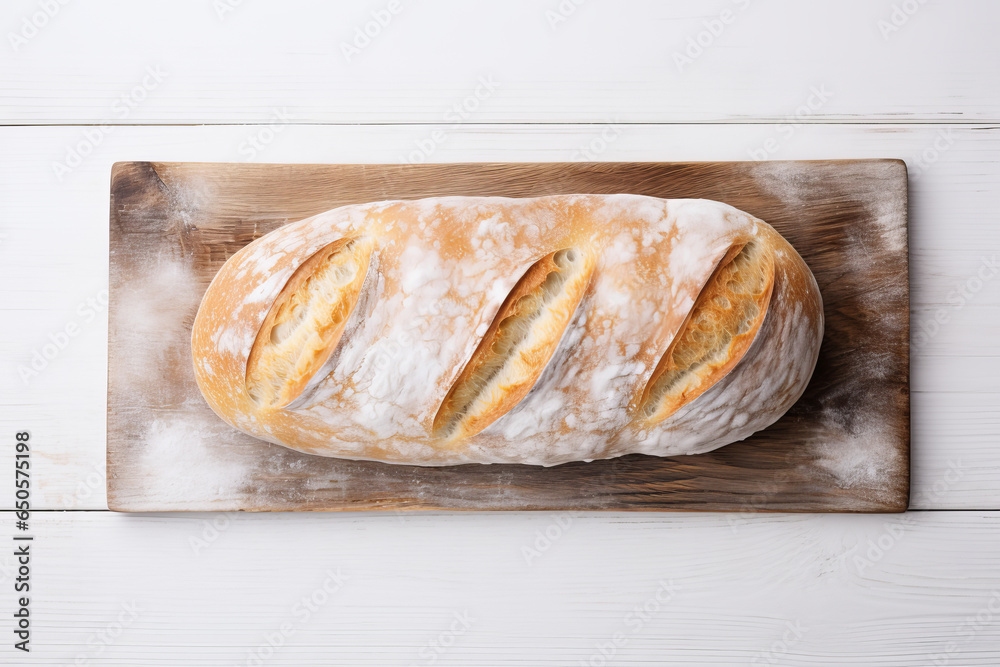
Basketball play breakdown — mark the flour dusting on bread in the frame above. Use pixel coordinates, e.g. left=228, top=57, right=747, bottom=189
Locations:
left=434, top=247, right=594, bottom=441
left=641, top=239, right=774, bottom=423
left=191, top=195, right=824, bottom=466
left=246, top=236, right=373, bottom=408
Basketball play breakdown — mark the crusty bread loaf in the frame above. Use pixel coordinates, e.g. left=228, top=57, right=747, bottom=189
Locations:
left=191, top=195, right=823, bottom=466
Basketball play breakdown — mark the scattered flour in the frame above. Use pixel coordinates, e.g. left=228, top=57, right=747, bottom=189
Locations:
left=140, top=409, right=252, bottom=505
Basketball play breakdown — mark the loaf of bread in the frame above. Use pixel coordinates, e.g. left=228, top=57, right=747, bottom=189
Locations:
left=191, top=195, right=823, bottom=466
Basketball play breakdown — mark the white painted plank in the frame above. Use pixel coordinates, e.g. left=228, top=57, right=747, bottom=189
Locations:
left=0, top=511, right=998, bottom=665
left=1, top=123, right=998, bottom=510
left=1, top=0, right=999, bottom=124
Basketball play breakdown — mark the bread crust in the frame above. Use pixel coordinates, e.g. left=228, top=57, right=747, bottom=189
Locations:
left=639, top=239, right=775, bottom=423
left=245, top=235, right=373, bottom=409
left=191, top=195, right=824, bottom=466
left=432, top=247, right=595, bottom=442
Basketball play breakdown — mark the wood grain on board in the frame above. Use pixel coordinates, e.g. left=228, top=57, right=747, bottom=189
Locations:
left=107, top=161, right=909, bottom=512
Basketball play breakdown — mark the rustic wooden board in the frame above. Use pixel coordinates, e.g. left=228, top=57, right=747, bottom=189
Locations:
left=107, top=160, right=909, bottom=512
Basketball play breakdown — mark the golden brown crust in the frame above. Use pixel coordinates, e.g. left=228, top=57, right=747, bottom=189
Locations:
left=245, top=235, right=373, bottom=409
left=639, top=239, right=775, bottom=422
left=432, top=247, right=594, bottom=442
left=190, top=195, right=824, bottom=466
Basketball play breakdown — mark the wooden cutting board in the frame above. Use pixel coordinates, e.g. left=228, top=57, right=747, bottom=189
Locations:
left=107, top=160, right=909, bottom=512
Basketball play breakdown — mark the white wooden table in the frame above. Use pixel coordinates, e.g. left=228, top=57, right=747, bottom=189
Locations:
left=2, top=1, right=999, bottom=664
